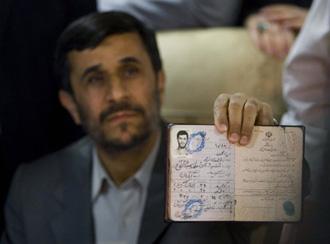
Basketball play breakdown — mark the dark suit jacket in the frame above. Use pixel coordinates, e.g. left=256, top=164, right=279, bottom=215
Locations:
left=1, top=126, right=253, bottom=244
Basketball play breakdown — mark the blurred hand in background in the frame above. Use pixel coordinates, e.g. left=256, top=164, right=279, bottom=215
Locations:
left=245, top=4, right=308, bottom=60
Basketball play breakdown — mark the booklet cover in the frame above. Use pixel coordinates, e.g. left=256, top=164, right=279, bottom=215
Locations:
left=166, top=124, right=304, bottom=222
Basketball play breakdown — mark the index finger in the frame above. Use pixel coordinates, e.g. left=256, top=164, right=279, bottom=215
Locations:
left=227, top=93, right=247, bottom=143
left=214, top=93, right=230, bottom=134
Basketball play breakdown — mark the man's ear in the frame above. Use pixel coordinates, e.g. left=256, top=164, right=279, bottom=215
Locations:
left=157, top=70, right=166, bottom=104
left=58, top=90, right=81, bottom=125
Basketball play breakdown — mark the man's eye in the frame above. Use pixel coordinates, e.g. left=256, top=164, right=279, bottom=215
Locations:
left=86, top=75, right=104, bottom=84
left=123, top=66, right=139, bottom=78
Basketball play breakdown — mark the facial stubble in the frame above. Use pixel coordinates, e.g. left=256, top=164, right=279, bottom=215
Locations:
left=75, top=85, right=161, bottom=153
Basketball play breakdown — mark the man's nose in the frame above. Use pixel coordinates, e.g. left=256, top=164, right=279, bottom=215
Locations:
left=105, top=77, right=128, bottom=102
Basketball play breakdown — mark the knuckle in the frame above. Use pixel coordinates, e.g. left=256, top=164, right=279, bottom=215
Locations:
left=248, top=97, right=259, bottom=104
left=229, top=101, right=242, bottom=111
left=232, top=92, right=246, bottom=99
left=217, top=93, right=230, bottom=101
left=244, top=102, right=258, bottom=113
left=214, top=93, right=229, bottom=106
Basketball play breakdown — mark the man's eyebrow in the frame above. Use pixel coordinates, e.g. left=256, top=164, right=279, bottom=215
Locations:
left=120, top=56, right=141, bottom=65
left=80, top=64, right=102, bottom=81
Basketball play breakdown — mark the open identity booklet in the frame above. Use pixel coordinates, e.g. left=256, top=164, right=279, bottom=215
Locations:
left=166, top=124, right=304, bottom=222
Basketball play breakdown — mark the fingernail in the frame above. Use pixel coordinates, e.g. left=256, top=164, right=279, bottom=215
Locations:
left=240, top=136, right=249, bottom=145
left=219, top=124, right=227, bottom=133
left=229, top=133, right=239, bottom=143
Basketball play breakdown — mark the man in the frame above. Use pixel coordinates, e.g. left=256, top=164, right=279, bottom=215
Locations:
left=97, top=0, right=240, bottom=29
left=176, top=130, right=189, bottom=155
left=2, top=12, right=274, bottom=244
left=0, top=0, right=241, bottom=232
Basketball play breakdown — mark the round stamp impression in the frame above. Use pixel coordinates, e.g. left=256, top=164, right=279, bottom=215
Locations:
left=186, top=131, right=206, bottom=154
left=182, top=199, right=204, bottom=219
left=283, top=200, right=295, bottom=216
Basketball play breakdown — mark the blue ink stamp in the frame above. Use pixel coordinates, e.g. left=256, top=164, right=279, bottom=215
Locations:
left=186, top=131, right=206, bottom=154
left=283, top=200, right=295, bottom=216
left=182, top=199, right=204, bottom=219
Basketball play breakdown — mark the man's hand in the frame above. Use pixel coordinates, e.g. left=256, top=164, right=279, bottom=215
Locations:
left=214, top=93, right=273, bottom=145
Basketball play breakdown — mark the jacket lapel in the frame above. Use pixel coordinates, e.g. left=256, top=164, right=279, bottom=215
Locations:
left=50, top=138, right=95, bottom=244
left=138, top=125, right=170, bottom=243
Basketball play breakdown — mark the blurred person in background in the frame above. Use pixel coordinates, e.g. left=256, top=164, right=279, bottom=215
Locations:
left=243, top=0, right=312, bottom=59
left=279, top=0, right=330, bottom=243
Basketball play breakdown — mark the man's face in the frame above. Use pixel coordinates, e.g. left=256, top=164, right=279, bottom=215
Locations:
left=60, top=33, right=165, bottom=151
left=177, top=134, right=188, bottom=149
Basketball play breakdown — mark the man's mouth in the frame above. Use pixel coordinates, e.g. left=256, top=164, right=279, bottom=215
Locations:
left=100, top=102, right=145, bottom=124
left=105, top=110, right=140, bottom=124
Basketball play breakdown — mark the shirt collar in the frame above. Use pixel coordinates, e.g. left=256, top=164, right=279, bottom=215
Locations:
left=91, top=134, right=161, bottom=201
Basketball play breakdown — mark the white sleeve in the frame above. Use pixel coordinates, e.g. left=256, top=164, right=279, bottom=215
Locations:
left=281, top=0, right=330, bottom=197
left=282, top=0, right=330, bottom=128
left=97, top=0, right=242, bottom=30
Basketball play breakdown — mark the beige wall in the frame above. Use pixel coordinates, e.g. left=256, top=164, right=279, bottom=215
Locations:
left=158, top=28, right=286, bottom=124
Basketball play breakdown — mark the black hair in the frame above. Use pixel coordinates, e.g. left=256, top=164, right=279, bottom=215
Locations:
left=54, top=11, right=162, bottom=92
left=177, top=130, right=188, bottom=139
